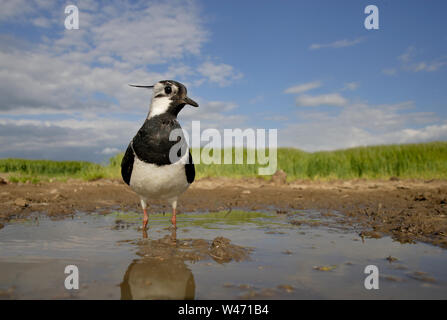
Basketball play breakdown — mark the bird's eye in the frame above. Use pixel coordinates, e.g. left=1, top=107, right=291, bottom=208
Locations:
left=164, top=86, right=172, bottom=94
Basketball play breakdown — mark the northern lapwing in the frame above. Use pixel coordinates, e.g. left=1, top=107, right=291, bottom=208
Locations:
left=121, top=80, right=198, bottom=231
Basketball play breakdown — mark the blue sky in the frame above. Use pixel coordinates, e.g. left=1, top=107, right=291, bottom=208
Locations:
left=0, top=0, right=446, bottom=162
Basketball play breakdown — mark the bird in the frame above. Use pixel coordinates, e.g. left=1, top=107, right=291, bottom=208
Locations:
left=121, top=80, right=198, bottom=232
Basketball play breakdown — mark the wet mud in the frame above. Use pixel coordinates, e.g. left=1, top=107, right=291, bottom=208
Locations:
left=0, top=177, right=446, bottom=248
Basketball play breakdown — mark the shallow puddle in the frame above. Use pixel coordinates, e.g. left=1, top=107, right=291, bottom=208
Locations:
left=0, top=210, right=446, bottom=299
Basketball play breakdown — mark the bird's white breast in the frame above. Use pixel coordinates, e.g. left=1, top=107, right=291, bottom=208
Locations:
left=129, top=154, right=190, bottom=201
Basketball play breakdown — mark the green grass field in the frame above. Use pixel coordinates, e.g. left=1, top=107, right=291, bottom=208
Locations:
left=1, top=141, right=446, bottom=183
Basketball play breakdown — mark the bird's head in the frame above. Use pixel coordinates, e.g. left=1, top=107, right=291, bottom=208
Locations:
left=129, top=80, right=198, bottom=118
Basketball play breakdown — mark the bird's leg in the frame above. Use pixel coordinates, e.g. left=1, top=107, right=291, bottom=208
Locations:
left=171, top=200, right=177, bottom=228
left=143, top=208, right=148, bottom=229
left=141, top=199, right=148, bottom=231
left=171, top=207, right=176, bottom=227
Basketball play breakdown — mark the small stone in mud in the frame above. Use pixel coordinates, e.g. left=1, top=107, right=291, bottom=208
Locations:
left=239, top=284, right=251, bottom=289
left=359, top=230, right=382, bottom=239
left=386, top=255, right=398, bottom=263
left=241, top=190, right=251, bottom=194
left=211, top=237, right=230, bottom=248
left=209, top=237, right=251, bottom=263
left=313, top=265, right=337, bottom=271
left=14, top=198, right=28, bottom=207
left=239, top=288, right=277, bottom=299
left=0, top=223, right=4, bottom=229
left=272, top=169, right=287, bottom=185
left=0, top=177, right=7, bottom=185
left=381, top=275, right=405, bottom=282
left=265, top=230, right=287, bottom=235
left=52, top=193, right=67, bottom=201
left=389, top=176, right=399, bottom=181
left=277, top=284, right=295, bottom=293
left=414, top=193, right=428, bottom=201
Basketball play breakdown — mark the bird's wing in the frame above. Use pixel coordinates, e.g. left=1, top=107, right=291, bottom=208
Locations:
left=185, top=151, right=195, bottom=184
left=121, top=144, right=135, bottom=185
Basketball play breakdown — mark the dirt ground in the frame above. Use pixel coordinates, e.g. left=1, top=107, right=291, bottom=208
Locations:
left=0, top=175, right=446, bottom=249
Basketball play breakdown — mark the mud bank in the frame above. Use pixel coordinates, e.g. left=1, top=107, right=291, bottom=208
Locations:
left=0, top=177, right=446, bottom=248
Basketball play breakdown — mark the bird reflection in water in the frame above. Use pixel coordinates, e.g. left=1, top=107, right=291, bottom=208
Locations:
left=120, top=229, right=195, bottom=300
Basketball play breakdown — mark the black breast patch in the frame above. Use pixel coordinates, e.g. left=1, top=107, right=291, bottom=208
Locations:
left=132, top=114, right=188, bottom=166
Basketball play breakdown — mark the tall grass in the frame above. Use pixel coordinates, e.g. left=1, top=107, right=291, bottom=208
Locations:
left=1, top=142, right=446, bottom=181
left=191, top=142, right=447, bottom=179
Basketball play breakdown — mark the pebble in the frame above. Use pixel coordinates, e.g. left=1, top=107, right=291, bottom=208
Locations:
left=14, top=198, right=28, bottom=207
left=386, top=255, right=398, bottom=263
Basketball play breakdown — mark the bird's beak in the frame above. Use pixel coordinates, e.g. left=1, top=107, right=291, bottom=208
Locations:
left=183, top=96, right=199, bottom=107
left=128, top=84, right=154, bottom=89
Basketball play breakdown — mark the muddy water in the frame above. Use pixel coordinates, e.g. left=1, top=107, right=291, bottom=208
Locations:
left=0, top=210, right=446, bottom=299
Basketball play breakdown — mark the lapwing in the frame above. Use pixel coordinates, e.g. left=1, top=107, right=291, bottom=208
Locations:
left=121, top=80, right=198, bottom=231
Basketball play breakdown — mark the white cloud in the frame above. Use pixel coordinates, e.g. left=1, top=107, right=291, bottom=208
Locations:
left=398, top=46, right=416, bottom=63
left=385, top=46, right=447, bottom=75
left=382, top=68, right=397, bottom=76
left=0, top=96, right=246, bottom=161
left=0, top=0, right=35, bottom=22
left=31, top=17, right=52, bottom=28
left=406, top=60, right=447, bottom=72
left=87, top=2, right=208, bottom=65
left=295, top=93, right=348, bottom=107
left=342, top=82, right=359, bottom=91
left=0, top=1, right=213, bottom=115
left=100, top=147, right=121, bottom=155
left=309, top=38, right=363, bottom=50
left=182, top=99, right=243, bottom=128
left=197, top=62, right=243, bottom=87
left=284, top=81, right=321, bottom=94
left=0, top=116, right=139, bottom=161
left=280, top=100, right=445, bottom=151
left=0, top=1, right=246, bottom=161
left=249, top=95, right=264, bottom=104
